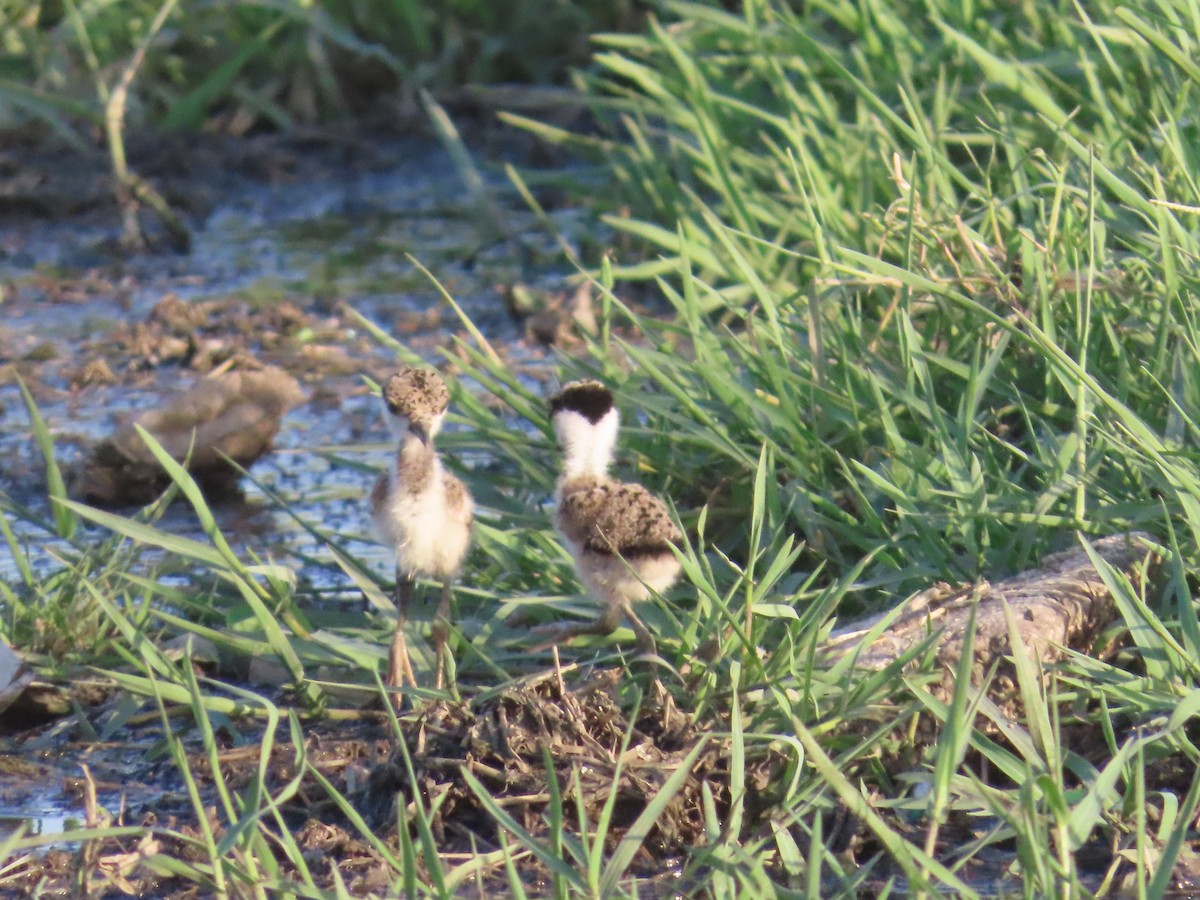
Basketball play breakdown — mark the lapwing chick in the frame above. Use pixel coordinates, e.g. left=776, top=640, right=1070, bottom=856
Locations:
left=541, top=380, right=682, bottom=655
left=370, top=368, right=473, bottom=693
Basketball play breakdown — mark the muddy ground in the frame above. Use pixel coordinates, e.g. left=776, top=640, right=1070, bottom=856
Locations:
left=6, top=660, right=1198, bottom=898
left=0, top=666, right=729, bottom=897
left=0, top=122, right=620, bottom=889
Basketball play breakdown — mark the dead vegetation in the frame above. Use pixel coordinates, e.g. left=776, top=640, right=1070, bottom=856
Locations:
left=0, top=665, right=737, bottom=896
left=363, top=667, right=718, bottom=858
left=0, top=531, right=1182, bottom=897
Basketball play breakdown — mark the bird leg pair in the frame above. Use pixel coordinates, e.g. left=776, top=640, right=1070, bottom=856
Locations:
left=532, top=601, right=656, bottom=656
left=386, top=574, right=453, bottom=696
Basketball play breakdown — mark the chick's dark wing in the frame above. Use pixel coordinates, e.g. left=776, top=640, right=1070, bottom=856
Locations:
left=560, top=482, right=681, bottom=558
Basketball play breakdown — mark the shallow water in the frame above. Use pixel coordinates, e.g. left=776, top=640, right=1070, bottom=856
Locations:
left=0, top=134, right=577, bottom=588
left=0, top=764, right=89, bottom=846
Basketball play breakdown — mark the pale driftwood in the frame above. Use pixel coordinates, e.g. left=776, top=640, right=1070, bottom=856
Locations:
left=825, top=532, right=1158, bottom=709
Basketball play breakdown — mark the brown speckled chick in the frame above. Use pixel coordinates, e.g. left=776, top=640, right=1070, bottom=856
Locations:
left=539, top=379, right=682, bottom=655
left=370, top=367, right=473, bottom=694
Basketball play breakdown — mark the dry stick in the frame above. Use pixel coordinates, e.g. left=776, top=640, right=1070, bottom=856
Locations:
left=104, top=0, right=190, bottom=250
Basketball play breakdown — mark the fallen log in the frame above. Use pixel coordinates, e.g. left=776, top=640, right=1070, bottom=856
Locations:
left=825, top=532, right=1159, bottom=711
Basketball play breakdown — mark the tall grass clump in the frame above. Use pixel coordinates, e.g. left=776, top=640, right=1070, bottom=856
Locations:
left=510, top=0, right=1200, bottom=586
left=496, top=0, right=1200, bottom=892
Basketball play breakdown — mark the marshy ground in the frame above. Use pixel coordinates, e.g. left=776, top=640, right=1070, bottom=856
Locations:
left=0, top=667, right=713, bottom=896
left=6, top=1, right=1200, bottom=896
left=0, top=125, right=732, bottom=898
left=1, top=126, right=1199, bottom=893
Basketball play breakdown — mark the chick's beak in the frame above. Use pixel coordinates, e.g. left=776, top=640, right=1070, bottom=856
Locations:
left=409, top=420, right=432, bottom=445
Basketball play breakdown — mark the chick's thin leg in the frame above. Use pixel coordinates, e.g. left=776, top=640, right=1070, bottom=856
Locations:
left=531, top=602, right=625, bottom=652
left=622, top=601, right=657, bottom=657
left=387, top=574, right=418, bottom=690
left=431, top=578, right=453, bottom=690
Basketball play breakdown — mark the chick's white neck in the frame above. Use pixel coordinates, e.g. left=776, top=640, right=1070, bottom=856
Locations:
left=555, top=407, right=619, bottom=482
left=385, top=410, right=445, bottom=444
